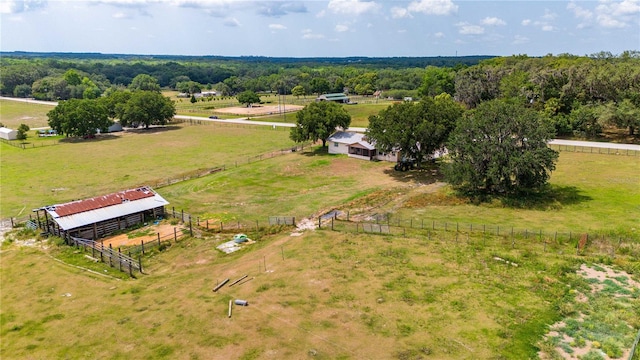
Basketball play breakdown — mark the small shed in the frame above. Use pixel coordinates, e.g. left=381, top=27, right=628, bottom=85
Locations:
left=0, top=127, right=18, bottom=140
left=34, top=186, right=169, bottom=240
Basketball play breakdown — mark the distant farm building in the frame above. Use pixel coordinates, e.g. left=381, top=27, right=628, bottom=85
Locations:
left=34, top=186, right=169, bottom=240
left=316, top=93, right=350, bottom=103
left=327, top=131, right=399, bottom=162
left=0, top=127, right=18, bottom=140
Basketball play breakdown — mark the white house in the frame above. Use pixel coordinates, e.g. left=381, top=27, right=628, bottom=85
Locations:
left=0, top=127, right=18, bottom=140
left=327, top=131, right=400, bottom=162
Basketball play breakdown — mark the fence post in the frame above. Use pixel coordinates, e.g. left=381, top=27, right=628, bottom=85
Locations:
left=138, top=255, right=143, bottom=274
left=141, top=240, right=145, bottom=255
left=118, top=248, right=122, bottom=271
left=221, top=222, right=224, bottom=231
left=318, top=217, right=321, bottom=229
left=158, top=234, right=161, bottom=248
left=181, top=210, right=184, bottom=222
left=256, top=220, right=259, bottom=231
left=174, top=227, right=177, bottom=242
left=331, top=217, right=334, bottom=231
left=190, top=218, right=193, bottom=237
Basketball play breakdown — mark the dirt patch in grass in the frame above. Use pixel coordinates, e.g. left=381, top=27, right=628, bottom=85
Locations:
left=100, top=224, right=183, bottom=248
left=215, top=105, right=304, bottom=116
left=539, top=263, right=640, bottom=360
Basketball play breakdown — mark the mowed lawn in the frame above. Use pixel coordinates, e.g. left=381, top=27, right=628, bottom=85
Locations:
left=0, top=123, right=297, bottom=217
left=0, top=99, right=54, bottom=129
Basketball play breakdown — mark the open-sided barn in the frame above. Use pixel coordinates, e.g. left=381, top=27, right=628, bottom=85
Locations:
left=34, top=186, right=169, bottom=240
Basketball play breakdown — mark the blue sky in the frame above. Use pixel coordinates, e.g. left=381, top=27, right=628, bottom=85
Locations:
left=1, top=0, right=639, bottom=57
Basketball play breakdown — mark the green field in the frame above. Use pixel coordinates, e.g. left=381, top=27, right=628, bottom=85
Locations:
left=0, top=99, right=54, bottom=129
left=0, top=123, right=296, bottom=217
left=1, top=100, right=639, bottom=359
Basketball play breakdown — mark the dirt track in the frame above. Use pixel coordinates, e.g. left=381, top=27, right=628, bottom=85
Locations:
left=215, top=104, right=303, bottom=116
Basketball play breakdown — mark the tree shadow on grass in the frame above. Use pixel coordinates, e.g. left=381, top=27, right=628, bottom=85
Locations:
left=124, top=125, right=181, bottom=134
left=382, top=163, right=444, bottom=185
left=497, top=185, right=592, bottom=210
left=59, top=134, right=120, bottom=144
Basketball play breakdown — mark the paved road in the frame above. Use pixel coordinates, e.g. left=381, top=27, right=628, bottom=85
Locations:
left=3, top=96, right=638, bottom=151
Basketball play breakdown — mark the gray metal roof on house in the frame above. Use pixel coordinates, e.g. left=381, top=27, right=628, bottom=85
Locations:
left=327, top=131, right=376, bottom=150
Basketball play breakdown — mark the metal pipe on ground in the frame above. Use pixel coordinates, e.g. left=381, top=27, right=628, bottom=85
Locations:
left=213, top=278, right=230, bottom=292
left=228, top=275, right=248, bottom=287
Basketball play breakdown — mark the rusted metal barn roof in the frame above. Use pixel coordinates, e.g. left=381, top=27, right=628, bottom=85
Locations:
left=40, top=186, right=169, bottom=231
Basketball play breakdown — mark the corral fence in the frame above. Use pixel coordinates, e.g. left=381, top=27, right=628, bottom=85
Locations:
left=67, top=235, right=142, bottom=276
left=190, top=216, right=296, bottom=232
left=0, top=137, right=60, bottom=150
left=317, top=212, right=639, bottom=259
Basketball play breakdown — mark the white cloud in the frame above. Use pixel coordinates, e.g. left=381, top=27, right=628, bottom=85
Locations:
left=481, top=16, right=506, bottom=26
left=335, top=24, right=349, bottom=32
left=269, top=23, right=287, bottom=30
left=521, top=19, right=531, bottom=26
left=512, top=35, right=529, bottom=45
left=407, top=0, right=458, bottom=15
left=223, top=17, right=241, bottom=27
left=398, top=29, right=407, bottom=33
left=542, top=9, right=557, bottom=20
left=113, top=11, right=131, bottom=19
left=567, top=2, right=593, bottom=20
left=434, top=31, right=445, bottom=38
left=327, top=0, right=380, bottom=15
left=596, top=14, right=627, bottom=27
left=541, top=24, right=554, bottom=31
left=302, top=29, right=325, bottom=39
left=0, top=0, right=47, bottom=14
left=595, top=0, right=640, bottom=27
left=391, top=6, right=411, bottom=19
left=456, top=22, right=484, bottom=35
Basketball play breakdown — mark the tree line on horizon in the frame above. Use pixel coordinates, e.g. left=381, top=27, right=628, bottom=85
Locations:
left=1, top=50, right=639, bottom=137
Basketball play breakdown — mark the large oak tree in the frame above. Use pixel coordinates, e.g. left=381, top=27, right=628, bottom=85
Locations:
left=366, top=94, right=463, bottom=167
left=47, top=99, right=112, bottom=137
left=290, top=101, right=351, bottom=147
left=119, top=91, right=176, bottom=129
left=444, top=99, right=559, bottom=195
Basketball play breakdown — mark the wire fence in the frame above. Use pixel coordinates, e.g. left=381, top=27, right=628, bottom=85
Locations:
left=317, top=213, right=640, bottom=259
left=549, top=143, right=640, bottom=156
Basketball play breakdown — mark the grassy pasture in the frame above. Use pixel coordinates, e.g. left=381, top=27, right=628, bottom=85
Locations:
left=2, top=99, right=639, bottom=359
left=0, top=123, right=296, bottom=217
left=0, top=99, right=53, bottom=128
left=2, top=221, right=637, bottom=359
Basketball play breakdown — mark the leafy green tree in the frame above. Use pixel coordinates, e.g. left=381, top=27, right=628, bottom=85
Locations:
left=569, top=104, right=602, bottom=138
left=236, top=90, right=260, bottom=107
left=445, top=99, right=559, bottom=195
left=366, top=94, right=463, bottom=167
left=419, top=66, right=456, bottom=97
left=99, top=88, right=131, bottom=120
left=310, top=78, right=331, bottom=95
left=47, top=99, right=112, bottom=137
left=290, top=101, right=351, bottom=147
left=63, top=69, right=82, bottom=86
left=292, top=85, right=306, bottom=98
left=119, top=91, right=176, bottom=129
left=16, top=124, right=30, bottom=141
left=599, top=99, right=640, bottom=135
left=129, top=74, right=161, bottom=92
left=13, top=84, right=32, bottom=98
